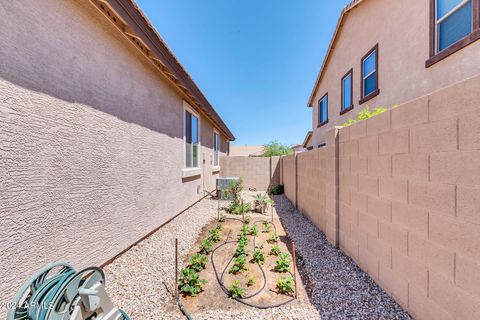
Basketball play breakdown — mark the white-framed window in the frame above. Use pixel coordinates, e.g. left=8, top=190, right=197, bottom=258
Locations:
left=213, top=130, right=219, bottom=167
left=436, top=0, right=473, bottom=52
left=318, top=93, right=328, bottom=125
left=184, top=103, right=200, bottom=169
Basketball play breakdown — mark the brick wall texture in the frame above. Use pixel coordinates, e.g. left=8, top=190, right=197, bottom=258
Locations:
left=220, top=156, right=280, bottom=191
left=282, top=74, right=480, bottom=319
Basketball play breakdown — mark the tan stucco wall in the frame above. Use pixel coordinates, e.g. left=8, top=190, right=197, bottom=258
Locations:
left=229, top=145, right=264, bottom=157
left=311, top=0, right=480, bottom=146
left=219, top=156, right=280, bottom=191
left=0, top=0, right=228, bottom=311
left=286, top=74, right=480, bottom=319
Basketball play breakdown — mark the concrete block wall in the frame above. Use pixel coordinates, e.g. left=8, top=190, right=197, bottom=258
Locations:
left=219, top=156, right=280, bottom=191
left=282, top=155, right=296, bottom=205
left=282, top=74, right=480, bottom=319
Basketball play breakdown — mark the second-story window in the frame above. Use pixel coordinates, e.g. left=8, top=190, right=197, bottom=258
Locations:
left=341, top=69, right=353, bottom=114
left=361, top=44, right=379, bottom=103
left=436, top=0, right=473, bottom=52
left=318, top=93, right=328, bottom=126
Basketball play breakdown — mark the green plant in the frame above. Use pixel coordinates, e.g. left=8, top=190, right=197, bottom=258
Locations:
left=229, top=255, right=247, bottom=274
left=218, top=214, right=226, bottom=223
left=269, top=232, right=279, bottom=243
left=276, top=275, right=295, bottom=295
left=179, top=267, right=207, bottom=297
left=208, top=228, right=221, bottom=243
left=252, top=249, right=265, bottom=265
left=189, top=253, right=208, bottom=272
left=223, top=179, right=243, bottom=202
left=274, top=253, right=291, bottom=273
left=249, top=225, right=259, bottom=236
left=229, top=280, right=244, bottom=299
left=253, top=193, right=275, bottom=213
left=342, top=106, right=388, bottom=127
left=199, top=238, right=213, bottom=254
left=261, top=141, right=293, bottom=157
left=240, top=224, right=249, bottom=236
left=269, top=184, right=284, bottom=195
left=228, top=201, right=251, bottom=215
left=234, top=243, right=247, bottom=257
left=247, top=275, right=255, bottom=287
left=245, top=215, right=251, bottom=224
left=262, top=220, right=271, bottom=233
left=270, top=245, right=282, bottom=256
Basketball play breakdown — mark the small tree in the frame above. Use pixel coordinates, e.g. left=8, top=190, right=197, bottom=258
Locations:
left=261, top=141, right=293, bottom=157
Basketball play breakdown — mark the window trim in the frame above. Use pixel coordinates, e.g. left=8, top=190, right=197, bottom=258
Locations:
left=360, top=44, right=380, bottom=105
left=427, top=0, right=480, bottom=68
left=183, top=101, right=201, bottom=170
left=317, top=93, right=329, bottom=128
left=340, top=69, right=354, bottom=115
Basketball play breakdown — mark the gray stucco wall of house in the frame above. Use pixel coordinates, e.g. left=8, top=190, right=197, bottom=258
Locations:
left=0, top=0, right=227, bottom=311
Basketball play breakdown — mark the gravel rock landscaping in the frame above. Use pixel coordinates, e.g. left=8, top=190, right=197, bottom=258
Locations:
left=103, top=194, right=412, bottom=319
left=273, top=195, right=412, bottom=320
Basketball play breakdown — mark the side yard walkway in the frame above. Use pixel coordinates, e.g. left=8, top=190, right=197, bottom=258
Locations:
left=274, top=195, right=412, bottom=320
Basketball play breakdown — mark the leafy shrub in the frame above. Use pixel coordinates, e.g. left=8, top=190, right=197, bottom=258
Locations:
left=229, top=280, right=244, bottom=298
left=249, top=225, right=259, bottom=236
left=228, top=201, right=251, bottom=215
left=261, top=141, right=293, bottom=157
left=269, top=184, right=284, bottom=195
left=274, top=253, right=291, bottom=273
left=229, top=255, right=247, bottom=274
left=199, top=238, right=213, bottom=254
left=223, top=179, right=243, bottom=202
left=277, top=275, right=295, bottom=295
left=179, top=267, right=207, bottom=297
left=247, top=275, right=255, bottom=287
left=270, top=245, right=282, bottom=256
left=252, top=249, right=265, bottom=264
left=262, top=220, right=271, bottom=233
left=342, top=106, right=388, bottom=127
left=189, top=253, right=207, bottom=272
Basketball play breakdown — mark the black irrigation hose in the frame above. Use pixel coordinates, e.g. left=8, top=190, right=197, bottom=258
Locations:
left=210, top=217, right=296, bottom=309
left=177, top=293, right=193, bottom=320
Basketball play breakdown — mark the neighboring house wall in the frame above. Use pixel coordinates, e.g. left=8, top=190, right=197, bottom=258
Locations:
left=284, top=74, right=480, bottom=319
left=229, top=145, right=264, bottom=157
left=310, top=0, right=480, bottom=146
left=0, top=0, right=230, bottom=310
left=219, top=156, right=280, bottom=191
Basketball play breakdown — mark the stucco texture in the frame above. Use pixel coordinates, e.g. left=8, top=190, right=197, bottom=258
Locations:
left=0, top=0, right=227, bottom=313
left=311, top=0, right=480, bottom=146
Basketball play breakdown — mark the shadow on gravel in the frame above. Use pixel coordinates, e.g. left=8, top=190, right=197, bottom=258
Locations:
left=273, top=195, right=413, bottom=320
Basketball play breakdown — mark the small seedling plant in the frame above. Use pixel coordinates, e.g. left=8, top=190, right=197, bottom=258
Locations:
left=229, top=255, right=247, bottom=274
left=274, top=253, right=291, bottom=273
left=270, top=245, right=282, bottom=256
left=277, top=275, right=295, bottom=295
left=189, top=253, right=207, bottom=272
left=179, top=267, right=207, bottom=297
left=249, top=225, right=259, bottom=236
left=218, top=214, right=226, bottom=223
left=269, top=232, right=279, bottom=243
left=229, top=280, right=244, bottom=299
left=208, top=228, right=221, bottom=243
left=199, top=238, right=213, bottom=254
left=262, top=220, right=271, bottom=233
left=245, top=215, right=251, bottom=224
left=252, top=249, right=265, bottom=265
left=247, top=275, right=255, bottom=287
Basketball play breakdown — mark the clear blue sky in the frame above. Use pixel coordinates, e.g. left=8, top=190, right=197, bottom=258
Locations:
left=136, top=0, right=351, bottom=146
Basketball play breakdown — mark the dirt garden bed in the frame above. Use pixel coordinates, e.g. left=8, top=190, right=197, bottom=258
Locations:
left=178, top=192, right=308, bottom=315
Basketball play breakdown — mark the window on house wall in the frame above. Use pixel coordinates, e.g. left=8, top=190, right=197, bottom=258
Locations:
left=341, top=70, right=353, bottom=114
left=427, top=0, right=480, bottom=67
left=213, top=131, right=219, bottom=166
left=318, top=93, right=328, bottom=126
left=185, top=109, right=199, bottom=168
left=360, top=44, right=379, bottom=104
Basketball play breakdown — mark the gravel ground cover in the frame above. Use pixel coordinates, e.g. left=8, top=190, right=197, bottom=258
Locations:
left=273, top=195, right=413, bottom=320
